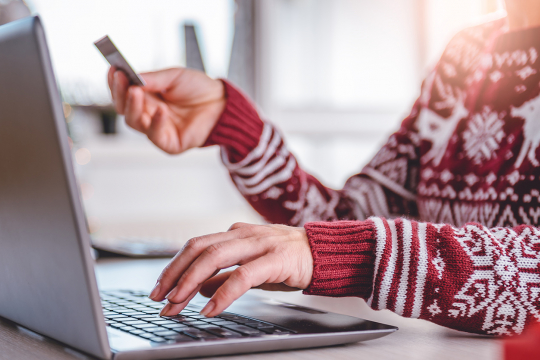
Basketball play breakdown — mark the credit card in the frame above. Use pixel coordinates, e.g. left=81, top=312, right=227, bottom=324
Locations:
left=94, top=35, right=146, bottom=86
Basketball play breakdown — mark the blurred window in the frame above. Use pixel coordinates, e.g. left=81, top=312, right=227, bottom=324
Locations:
left=259, top=0, right=503, bottom=133
left=28, top=0, right=235, bottom=105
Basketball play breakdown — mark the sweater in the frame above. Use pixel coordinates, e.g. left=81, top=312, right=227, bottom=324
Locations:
left=204, top=17, right=540, bottom=336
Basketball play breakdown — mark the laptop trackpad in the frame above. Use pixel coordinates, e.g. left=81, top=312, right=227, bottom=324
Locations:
left=189, top=293, right=394, bottom=334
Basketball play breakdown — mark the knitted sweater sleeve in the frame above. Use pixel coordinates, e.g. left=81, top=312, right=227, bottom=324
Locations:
left=204, top=80, right=423, bottom=225
left=303, top=218, right=540, bottom=336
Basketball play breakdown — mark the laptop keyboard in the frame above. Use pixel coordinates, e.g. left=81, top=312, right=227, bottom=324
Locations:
left=101, top=290, right=294, bottom=344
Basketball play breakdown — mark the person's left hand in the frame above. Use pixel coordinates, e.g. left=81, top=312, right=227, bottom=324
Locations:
left=148, top=223, right=314, bottom=317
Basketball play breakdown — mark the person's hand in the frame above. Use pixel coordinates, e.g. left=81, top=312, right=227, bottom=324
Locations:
left=148, top=223, right=314, bottom=317
left=108, top=67, right=226, bottom=154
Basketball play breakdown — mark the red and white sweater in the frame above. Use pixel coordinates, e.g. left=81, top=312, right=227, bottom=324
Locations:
left=204, top=18, right=540, bottom=336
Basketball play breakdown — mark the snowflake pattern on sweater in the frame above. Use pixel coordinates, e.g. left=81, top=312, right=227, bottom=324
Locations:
left=204, top=17, right=540, bottom=335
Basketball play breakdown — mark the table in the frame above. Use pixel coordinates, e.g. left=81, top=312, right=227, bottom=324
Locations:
left=0, top=258, right=502, bottom=360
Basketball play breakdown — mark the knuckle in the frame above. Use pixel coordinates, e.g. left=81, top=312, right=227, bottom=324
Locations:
left=205, top=242, right=224, bottom=257
left=185, top=237, right=205, bottom=252
left=234, top=266, right=252, bottom=284
left=228, top=222, right=243, bottom=231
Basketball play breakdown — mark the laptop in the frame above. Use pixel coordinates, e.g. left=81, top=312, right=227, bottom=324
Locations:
left=0, top=16, right=397, bottom=359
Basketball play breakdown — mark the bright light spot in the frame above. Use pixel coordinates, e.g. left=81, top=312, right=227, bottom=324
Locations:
left=75, top=148, right=91, bottom=165
left=80, top=183, right=94, bottom=201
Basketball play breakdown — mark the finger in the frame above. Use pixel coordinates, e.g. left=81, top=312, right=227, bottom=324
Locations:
left=201, top=254, right=281, bottom=317
left=113, top=71, right=130, bottom=114
left=200, top=271, right=297, bottom=297
left=107, top=67, right=116, bottom=99
left=199, top=271, right=298, bottom=298
left=160, top=284, right=201, bottom=317
left=200, top=271, right=233, bottom=298
left=124, top=87, right=145, bottom=132
left=149, top=228, right=255, bottom=301
left=140, top=68, right=184, bottom=93
left=165, top=237, right=266, bottom=304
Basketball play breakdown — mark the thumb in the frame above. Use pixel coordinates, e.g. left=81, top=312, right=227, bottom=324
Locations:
left=140, top=68, right=184, bottom=94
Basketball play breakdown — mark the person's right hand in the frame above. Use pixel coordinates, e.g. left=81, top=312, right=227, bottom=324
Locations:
left=108, top=67, right=226, bottom=154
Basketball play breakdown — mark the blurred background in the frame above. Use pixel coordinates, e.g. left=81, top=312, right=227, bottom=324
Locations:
left=1, top=0, right=504, bottom=247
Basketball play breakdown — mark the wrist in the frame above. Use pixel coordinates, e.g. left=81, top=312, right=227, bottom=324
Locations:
left=203, top=80, right=265, bottom=163
left=303, top=220, right=377, bottom=299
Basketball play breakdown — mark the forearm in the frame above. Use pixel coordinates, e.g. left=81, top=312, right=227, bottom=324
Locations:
left=205, top=81, right=418, bottom=225
left=304, top=218, right=540, bottom=335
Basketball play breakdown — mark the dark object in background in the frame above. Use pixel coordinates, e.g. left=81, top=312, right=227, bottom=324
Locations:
left=100, top=109, right=116, bottom=134
left=227, top=0, right=256, bottom=100
left=184, top=23, right=205, bottom=72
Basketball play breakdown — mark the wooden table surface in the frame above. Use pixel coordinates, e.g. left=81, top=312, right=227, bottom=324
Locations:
left=0, top=258, right=503, bottom=360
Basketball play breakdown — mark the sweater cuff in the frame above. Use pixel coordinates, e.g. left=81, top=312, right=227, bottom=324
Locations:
left=203, top=80, right=265, bottom=164
left=303, top=220, right=377, bottom=299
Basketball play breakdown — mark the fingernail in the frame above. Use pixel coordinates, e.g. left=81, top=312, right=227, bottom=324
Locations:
left=149, top=282, right=161, bottom=300
left=165, top=287, right=178, bottom=301
left=159, top=303, right=171, bottom=317
left=200, top=300, right=215, bottom=317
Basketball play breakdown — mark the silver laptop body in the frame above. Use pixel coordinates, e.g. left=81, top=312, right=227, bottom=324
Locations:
left=0, top=16, right=396, bottom=359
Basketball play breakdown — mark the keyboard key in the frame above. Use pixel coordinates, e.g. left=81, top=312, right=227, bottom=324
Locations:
left=129, top=329, right=146, bottom=335
left=139, top=333, right=155, bottom=339
left=114, top=309, right=135, bottom=314
left=188, top=314, right=208, bottom=319
left=133, top=323, right=160, bottom=329
left=163, top=324, right=190, bottom=331
left=153, top=330, right=178, bottom=337
left=210, top=320, right=238, bottom=326
left=137, top=315, right=160, bottom=319
left=180, top=310, right=198, bottom=315
left=183, top=321, right=208, bottom=326
left=106, top=315, right=129, bottom=320
left=166, top=316, right=191, bottom=322
left=142, top=310, right=161, bottom=314
left=165, top=334, right=195, bottom=342
left=122, top=311, right=146, bottom=316
left=119, top=326, right=136, bottom=331
left=198, top=326, right=243, bottom=338
left=239, top=321, right=262, bottom=327
left=141, top=326, right=163, bottom=332
left=151, top=320, right=176, bottom=325
left=122, top=320, right=147, bottom=326
left=202, top=318, right=228, bottom=323
left=217, top=314, right=244, bottom=321
left=222, top=325, right=264, bottom=336
left=251, top=323, right=275, bottom=329
left=149, top=337, right=167, bottom=343
left=182, top=329, right=219, bottom=340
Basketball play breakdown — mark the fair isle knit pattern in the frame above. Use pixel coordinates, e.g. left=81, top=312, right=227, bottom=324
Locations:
left=204, top=18, right=540, bottom=335
left=304, top=219, right=540, bottom=336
